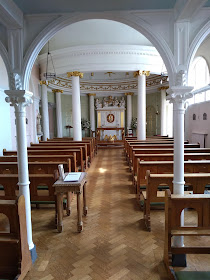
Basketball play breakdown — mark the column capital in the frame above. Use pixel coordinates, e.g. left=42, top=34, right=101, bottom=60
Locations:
left=40, top=80, right=48, bottom=86
left=87, top=93, right=96, bottom=97
left=133, top=70, right=150, bottom=77
left=158, top=86, right=169, bottom=91
left=52, top=89, right=63, bottom=94
left=5, top=90, right=33, bottom=109
left=67, top=71, right=83, bottom=78
left=124, top=92, right=134, bottom=96
left=167, top=86, right=193, bottom=103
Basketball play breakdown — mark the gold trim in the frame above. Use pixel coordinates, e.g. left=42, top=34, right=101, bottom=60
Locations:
left=40, top=80, right=48, bottom=86
left=124, top=92, right=134, bottom=96
left=133, top=70, right=150, bottom=77
left=158, top=86, right=169, bottom=91
left=87, top=93, right=96, bottom=96
left=67, top=71, right=83, bottom=78
left=52, top=89, right=63, bottom=93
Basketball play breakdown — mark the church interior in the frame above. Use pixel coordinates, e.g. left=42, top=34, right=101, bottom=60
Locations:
left=0, top=0, right=210, bottom=279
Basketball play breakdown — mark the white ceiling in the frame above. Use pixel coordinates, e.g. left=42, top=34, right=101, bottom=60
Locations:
left=40, top=20, right=152, bottom=55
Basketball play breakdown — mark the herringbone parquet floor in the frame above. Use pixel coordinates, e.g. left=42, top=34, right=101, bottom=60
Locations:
left=17, top=149, right=210, bottom=279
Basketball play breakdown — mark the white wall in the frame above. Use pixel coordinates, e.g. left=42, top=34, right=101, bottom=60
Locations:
left=185, top=101, right=210, bottom=148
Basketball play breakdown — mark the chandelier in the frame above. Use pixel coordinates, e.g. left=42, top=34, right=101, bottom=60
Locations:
left=43, top=42, right=56, bottom=80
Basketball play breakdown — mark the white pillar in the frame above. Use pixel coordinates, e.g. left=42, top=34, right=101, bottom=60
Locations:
left=160, top=87, right=167, bottom=136
left=67, top=72, right=83, bottom=141
left=125, top=92, right=133, bottom=132
left=41, top=82, right=50, bottom=141
left=134, top=71, right=150, bottom=140
left=88, top=93, right=96, bottom=133
left=54, top=89, right=63, bottom=138
left=168, top=85, right=193, bottom=247
left=5, top=90, right=35, bottom=252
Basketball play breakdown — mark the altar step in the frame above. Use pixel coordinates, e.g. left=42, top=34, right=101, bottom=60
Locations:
left=97, top=141, right=124, bottom=149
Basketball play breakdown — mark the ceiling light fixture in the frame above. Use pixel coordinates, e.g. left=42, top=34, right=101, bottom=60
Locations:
left=43, top=41, right=57, bottom=80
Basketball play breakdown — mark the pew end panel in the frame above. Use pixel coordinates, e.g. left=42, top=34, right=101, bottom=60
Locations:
left=0, top=196, right=32, bottom=279
left=164, top=190, right=210, bottom=279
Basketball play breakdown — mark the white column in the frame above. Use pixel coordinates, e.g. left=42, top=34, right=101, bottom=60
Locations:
left=125, top=92, right=133, bottom=131
left=160, top=87, right=167, bottom=136
left=168, top=85, right=193, bottom=247
left=5, top=90, right=35, bottom=251
left=88, top=93, right=96, bottom=133
left=67, top=72, right=83, bottom=141
left=134, top=71, right=150, bottom=140
left=54, top=89, right=63, bottom=138
left=41, top=82, right=50, bottom=141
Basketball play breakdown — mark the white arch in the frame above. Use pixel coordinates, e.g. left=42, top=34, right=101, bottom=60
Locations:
left=187, top=19, right=210, bottom=77
left=22, top=12, right=176, bottom=89
left=0, top=41, right=11, bottom=83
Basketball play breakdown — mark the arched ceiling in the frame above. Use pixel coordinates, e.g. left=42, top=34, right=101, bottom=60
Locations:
left=40, top=20, right=152, bottom=55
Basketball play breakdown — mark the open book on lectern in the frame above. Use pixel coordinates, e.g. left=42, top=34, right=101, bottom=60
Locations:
left=63, top=172, right=82, bottom=182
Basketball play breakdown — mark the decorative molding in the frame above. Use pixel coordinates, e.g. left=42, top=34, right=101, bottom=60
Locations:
left=167, top=86, right=194, bottom=103
left=67, top=71, right=83, bottom=78
left=5, top=90, right=33, bottom=110
left=87, top=93, right=96, bottom=96
left=52, top=89, right=63, bottom=93
left=124, top=92, right=134, bottom=96
left=40, top=80, right=48, bottom=86
left=133, top=70, right=150, bottom=77
left=158, top=86, right=169, bottom=91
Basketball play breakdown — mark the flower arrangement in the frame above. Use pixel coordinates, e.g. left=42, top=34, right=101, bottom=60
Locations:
left=81, top=118, right=91, bottom=130
left=131, top=117, right=137, bottom=129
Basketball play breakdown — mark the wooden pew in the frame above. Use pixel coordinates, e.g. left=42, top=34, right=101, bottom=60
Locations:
left=135, top=159, right=210, bottom=197
left=3, top=148, right=85, bottom=171
left=0, top=196, right=32, bottom=279
left=35, top=141, right=93, bottom=164
left=0, top=174, right=57, bottom=203
left=27, top=145, right=88, bottom=169
left=49, top=137, right=96, bottom=157
left=0, top=154, right=77, bottom=172
left=132, top=153, right=210, bottom=179
left=0, top=161, right=69, bottom=174
left=164, top=190, right=210, bottom=280
left=129, top=143, right=200, bottom=164
left=143, top=170, right=210, bottom=231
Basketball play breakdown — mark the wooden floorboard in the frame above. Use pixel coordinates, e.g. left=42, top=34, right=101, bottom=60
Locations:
left=2, top=149, right=209, bottom=280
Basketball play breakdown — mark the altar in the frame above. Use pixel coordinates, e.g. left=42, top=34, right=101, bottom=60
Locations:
left=95, top=96, right=125, bottom=141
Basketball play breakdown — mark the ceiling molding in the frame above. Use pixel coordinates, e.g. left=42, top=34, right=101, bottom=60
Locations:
left=0, top=0, right=23, bottom=28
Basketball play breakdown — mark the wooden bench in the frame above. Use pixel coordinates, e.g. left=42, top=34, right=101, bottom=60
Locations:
left=129, top=144, right=200, bottom=165
left=132, top=153, right=210, bottom=179
left=143, top=170, right=210, bottom=231
left=3, top=148, right=85, bottom=171
left=0, top=154, right=77, bottom=172
left=0, top=196, right=32, bottom=279
left=0, top=161, right=69, bottom=175
left=28, top=145, right=89, bottom=169
left=164, top=190, right=210, bottom=280
left=135, top=159, right=210, bottom=198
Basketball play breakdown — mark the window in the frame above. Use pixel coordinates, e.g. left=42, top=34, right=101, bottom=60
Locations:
left=188, top=56, right=210, bottom=104
left=203, top=113, right=207, bottom=120
left=193, top=114, right=196, bottom=120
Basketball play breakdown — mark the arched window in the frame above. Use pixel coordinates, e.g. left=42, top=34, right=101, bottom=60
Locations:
left=203, top=113, right=207, bottom=120
left=188, top=56, right=210, bottom=104
left=193, top=114, right=196, bottom=120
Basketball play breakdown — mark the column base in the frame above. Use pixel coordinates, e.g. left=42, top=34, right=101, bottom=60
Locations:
left=30, top=245, right=38, bottom=263
left=172, top=254, right=187, bottom=267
